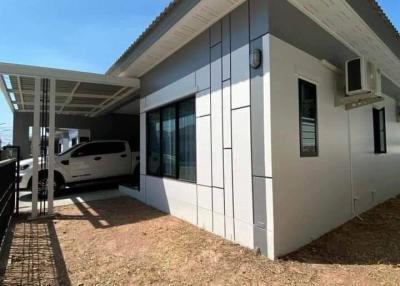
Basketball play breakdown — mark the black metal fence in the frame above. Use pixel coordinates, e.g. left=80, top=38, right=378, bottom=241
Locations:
left=0, top=147, right=20, bottom=250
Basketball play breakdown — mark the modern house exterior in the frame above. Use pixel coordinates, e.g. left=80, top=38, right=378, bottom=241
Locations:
left=2, top=0, right=400, bottom=259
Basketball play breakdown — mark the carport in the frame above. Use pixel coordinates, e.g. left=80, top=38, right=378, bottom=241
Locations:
left=0, top=62, right=140, bottom=218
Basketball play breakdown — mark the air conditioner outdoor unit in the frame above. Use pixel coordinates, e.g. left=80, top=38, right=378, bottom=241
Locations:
left=345, top=57, right=381, bottom=97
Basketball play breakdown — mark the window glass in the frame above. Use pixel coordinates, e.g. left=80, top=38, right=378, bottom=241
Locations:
left=373, top=108, right=387, bottom=154
left=178, top=98, right=196, bottom=182
left=59, top=143, right=82, bottom=156
left=72, top=142, right=125, bottom=157
left=103, top=142, right=125, bottom=154
left=299, top=79, right=318, bottom=157
left=147, top=111, right=161, bottom=175
left=161, top=106, right=177, bottom=177
left=72, top=143, right=98, bottom=157
left=80, top=137, right=90, bottom=143
left=146, top=97, right=196, bottom=182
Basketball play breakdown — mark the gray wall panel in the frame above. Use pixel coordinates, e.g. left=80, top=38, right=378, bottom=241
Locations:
left=250, top=0, right=270, bottom=40
left=141, top=30, right=210, bottom=97
left=254, top=225, right=268, bottom=256
left=250, top=38, right=265, bottom=176
left=222, top=15, right=231, bottom=81
left=253, top=176, right=267, bottom=229
left=231, top=2, right=251, bottom=109
left=231, top=2, right=250, bottom=51
left=210, top=21, right=222, bottom=47
left=211, top=43, right=224, bottom=188
left=250, top=37, right=266, bottom=177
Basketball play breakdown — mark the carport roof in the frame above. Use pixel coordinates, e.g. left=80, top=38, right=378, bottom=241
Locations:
left=0, top=62, right=140, bottom=117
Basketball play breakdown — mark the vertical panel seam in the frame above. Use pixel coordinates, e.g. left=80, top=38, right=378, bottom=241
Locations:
left=229, top=11, right=236, bottom=241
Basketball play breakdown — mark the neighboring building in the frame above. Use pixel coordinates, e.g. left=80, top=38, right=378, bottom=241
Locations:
left=2, top=0, right=400, bottom=259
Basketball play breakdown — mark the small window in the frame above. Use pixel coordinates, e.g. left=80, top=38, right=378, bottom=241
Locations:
left=299, top=79, right=318, bottom=157
left=373, top=108, right=387, bottom=154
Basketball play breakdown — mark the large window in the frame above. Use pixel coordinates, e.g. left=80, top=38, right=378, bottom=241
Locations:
left=298, top=79, right=318, bottom=157
left=373, top=108, right=387, bottom=154
left=146, top=97, right=196, bottom=182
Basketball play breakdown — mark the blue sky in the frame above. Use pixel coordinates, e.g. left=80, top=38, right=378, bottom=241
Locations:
left=0, top=0, right=170, bottom=146
left=0, top=0, right=399, bottom=146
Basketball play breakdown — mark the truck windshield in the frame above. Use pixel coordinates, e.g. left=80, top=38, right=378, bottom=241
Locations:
left=58, top=144, right=83, bottom=156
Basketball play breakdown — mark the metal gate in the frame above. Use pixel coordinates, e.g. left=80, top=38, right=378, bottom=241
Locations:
left=0, top=146, right=20, bottom=250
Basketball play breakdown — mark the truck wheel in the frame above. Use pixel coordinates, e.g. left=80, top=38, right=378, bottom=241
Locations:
left=28, top=172, right=64, bottom=193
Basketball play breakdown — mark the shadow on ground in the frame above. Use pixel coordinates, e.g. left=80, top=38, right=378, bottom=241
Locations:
left=18, top=181, right=121, bottom=202
left=284, top=196, right=400, bottom=266
left=2, top=195, right=400, bottom=285
left=0, top=215, right=71, bottom=285
left=55, top=196, right=166, bottom=229
left=0, top=197, right=166, bottom=285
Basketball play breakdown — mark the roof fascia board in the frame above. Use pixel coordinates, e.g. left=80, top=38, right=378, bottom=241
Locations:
left=0, top=62, right=140, bottom=88
left=346, top=0, right=400, bottom=60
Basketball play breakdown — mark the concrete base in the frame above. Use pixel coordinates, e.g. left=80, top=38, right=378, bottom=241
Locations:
left=119, top=185, right=145, bottom=202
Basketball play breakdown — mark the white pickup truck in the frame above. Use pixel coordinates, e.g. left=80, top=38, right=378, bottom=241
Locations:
left=19, top=140, right=139, bottom=191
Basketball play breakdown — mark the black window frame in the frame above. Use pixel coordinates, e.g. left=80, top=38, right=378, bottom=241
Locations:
left=298, top=78, right=319, bottom=158
left=146, top=97, right=196, bottom=183
left=373, top=107, right=387, bottom=154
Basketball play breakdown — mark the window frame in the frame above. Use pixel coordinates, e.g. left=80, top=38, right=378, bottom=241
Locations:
left=373, top=107, right=387, bottom=154
left=146, top=110, right=162, bottom=177
left=146, top=97, right=196, bottom=183
left=298, top=78, right=319, bottom=158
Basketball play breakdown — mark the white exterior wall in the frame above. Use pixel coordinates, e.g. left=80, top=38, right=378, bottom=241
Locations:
left=350, top=96, right=400, bottom=213
left=269, top=35, right=400, bottom=257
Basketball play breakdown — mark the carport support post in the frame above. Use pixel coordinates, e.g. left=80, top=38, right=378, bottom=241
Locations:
left=47, top=78, right=56, bottom=215
left=31, top=77, right=41, bottom=218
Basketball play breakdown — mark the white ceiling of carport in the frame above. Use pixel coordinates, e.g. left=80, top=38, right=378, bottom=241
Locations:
left=0, top=63, right=140, bottom=117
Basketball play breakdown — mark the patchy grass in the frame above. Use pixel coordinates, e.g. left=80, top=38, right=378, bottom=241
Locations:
left=2, top=196, right=400, bottom=285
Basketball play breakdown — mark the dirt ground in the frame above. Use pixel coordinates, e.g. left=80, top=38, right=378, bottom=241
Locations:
left=2, top=195, right=400, bottom=285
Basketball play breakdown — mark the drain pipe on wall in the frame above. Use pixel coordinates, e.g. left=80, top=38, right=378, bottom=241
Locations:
left=347, top=110, right=363, bottom=220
